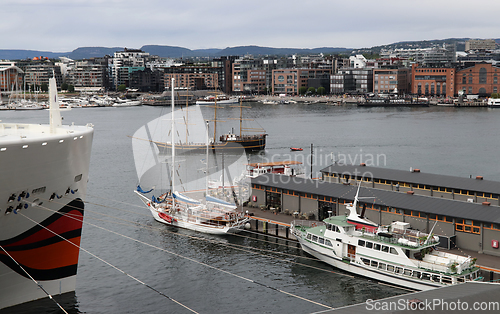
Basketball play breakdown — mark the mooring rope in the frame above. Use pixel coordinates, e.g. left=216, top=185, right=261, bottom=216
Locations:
left=27, top=197, right=335, bottom=310
left=0, top=244, right=69, bottom=314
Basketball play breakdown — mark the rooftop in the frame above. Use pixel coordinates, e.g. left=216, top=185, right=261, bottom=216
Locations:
left=251, top=174, right=500, bottom=224
left=320, top=164, right=500, bottom=195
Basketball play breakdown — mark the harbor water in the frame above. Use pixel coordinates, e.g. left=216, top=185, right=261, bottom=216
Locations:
left=1, top=103, right=499, bottom=313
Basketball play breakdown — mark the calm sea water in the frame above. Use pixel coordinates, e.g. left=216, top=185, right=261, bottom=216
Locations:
left=1, top=103, right=499, bottom=313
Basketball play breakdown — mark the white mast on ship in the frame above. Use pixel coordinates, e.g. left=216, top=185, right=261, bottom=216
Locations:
left=171, top=78, right=175, bottom=212
left=49, top=73, right=61, bottom=133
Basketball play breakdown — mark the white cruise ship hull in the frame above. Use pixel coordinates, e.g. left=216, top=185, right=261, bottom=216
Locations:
left=0, top=123, right=93, bottom=310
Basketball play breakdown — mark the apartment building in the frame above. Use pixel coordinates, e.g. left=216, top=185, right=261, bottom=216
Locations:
left=373, top=68, right=410, bottom=94
left=465, top=39, right=497, bottom=52
left=66, top=61, right=107, bottom=91
left=272, top=68, right=331, bottom=95
left=164, top=68, right=219, bottom=90
left=211, top=56, right=238, bottom=94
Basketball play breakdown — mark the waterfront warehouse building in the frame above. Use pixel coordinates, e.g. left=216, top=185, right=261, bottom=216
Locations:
left=249, top=165, right=500, bottom=257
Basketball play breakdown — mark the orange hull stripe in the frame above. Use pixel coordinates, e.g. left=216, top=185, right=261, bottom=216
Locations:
left=3, top=237, right=81, bottom=270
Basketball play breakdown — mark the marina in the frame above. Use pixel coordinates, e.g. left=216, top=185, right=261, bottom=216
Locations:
left=0, top=102, right=499, bottom=313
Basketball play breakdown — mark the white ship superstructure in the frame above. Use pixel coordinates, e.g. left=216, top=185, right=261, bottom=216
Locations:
left=0, top=76, right=94, bottom=309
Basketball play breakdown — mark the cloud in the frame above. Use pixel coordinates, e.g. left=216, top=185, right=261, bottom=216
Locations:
left=2, top=0, right=500, bottom=51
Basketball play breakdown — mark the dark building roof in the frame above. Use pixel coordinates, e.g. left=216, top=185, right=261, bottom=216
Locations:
left=252, top=174, right=500, bottom=224
left=320, top=164, right=500, bottom=195
left=325, top=282, right=500, bottom=313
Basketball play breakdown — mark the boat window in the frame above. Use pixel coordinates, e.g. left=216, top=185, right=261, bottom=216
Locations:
left=319, top=237, right=325, bottom=244
left=307, top=234, right=312, bottom=240
left=432, top=275, right=441, bottom=282
left=361, top=258, right=370, bottom=265
left=312, top=235, right=318, bottom=242
left=378, top=263, right=386, bottom=270
left=358, top=240, right=366, bottom=247
left=327, top=224, right=332, bottom=231
left=387, top=265, right=395, bottom=272
left=382, top=246, right=389, bottom=253
left=422, top=273, right=431, bottom=281
left=325, top=240, right=333, bottom=247
left=374, top=244, right=381, bottom=251
left=404, top=269, right=412, bottom=276
left=457, top=277, right=465, bottom=283
left=442, top=277, right=452, bottom=284
left=413, top=271, right=421, bottom=279
left=371, top=261, right=378, bottom=267
left=395, top=267, right=403, bottom=274
left=366, top=242, right=373, bottom=249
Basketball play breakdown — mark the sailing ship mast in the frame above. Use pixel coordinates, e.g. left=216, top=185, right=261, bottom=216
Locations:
left=171, top=78, right=175, bottom=211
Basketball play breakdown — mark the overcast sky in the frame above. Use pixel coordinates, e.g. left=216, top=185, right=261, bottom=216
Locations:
left=3, top=0, right=500, bottom=52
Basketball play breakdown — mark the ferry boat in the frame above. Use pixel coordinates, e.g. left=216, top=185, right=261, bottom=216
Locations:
left=0, top=76, right=94, bottom=309
left=487, top=98, right=500, bottom=108
left=358, top=96, right=430, bottom=107
left=291, top=186, right=482, bottom=291
left=195, top=95, right=238, bottom=105
left=246, top=160, right=306, bottom=179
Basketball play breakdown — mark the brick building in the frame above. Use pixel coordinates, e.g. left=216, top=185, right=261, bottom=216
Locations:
left=455, top=63, right=500, bottom=96
left=411, top=64, right=455, bottom=97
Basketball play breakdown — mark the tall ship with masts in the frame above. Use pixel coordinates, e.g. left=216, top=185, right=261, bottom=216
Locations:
left=154, top=96, right=267, bottom=153
left=0, top=76, right=94, bottom=309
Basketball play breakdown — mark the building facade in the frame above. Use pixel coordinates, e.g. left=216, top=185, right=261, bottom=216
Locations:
left=411, top=64, right=455, bottom=97
left=272, top=68, right=331, bottom=95
left=373, top=68, right=411, bottom=95
left=455, top=63, right=500, bottom=96
left=0, top=62, right=23, bottom=95
left=465, top=39, right=497, bottom=52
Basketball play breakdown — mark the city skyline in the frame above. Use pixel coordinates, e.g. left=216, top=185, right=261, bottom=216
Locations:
left=3, top=0, right=500, bottom=52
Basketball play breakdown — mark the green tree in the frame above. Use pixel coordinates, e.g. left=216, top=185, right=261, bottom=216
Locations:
left=68, top=85, right=75, bottom=93
left=118, top=84, right=127, bottom=92
left=40, top=83, right=48, bottom=92
left=307, top=87, right=316, bottom=95
left=317, top=86, right=326, bottom=95
left=299, top=86, right=308, bottom=95
left=61, top=83, right=68, bottom=91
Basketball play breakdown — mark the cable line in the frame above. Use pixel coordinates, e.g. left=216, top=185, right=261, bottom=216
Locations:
left=0, top=245, right=69, bottom=314
left=18, top=211, right=200, bottom=314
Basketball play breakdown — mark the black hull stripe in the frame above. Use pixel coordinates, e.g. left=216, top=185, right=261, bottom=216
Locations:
left=5, top=230, right=82, bottom=252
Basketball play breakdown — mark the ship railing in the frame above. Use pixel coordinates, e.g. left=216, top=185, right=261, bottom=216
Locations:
left=291, top=220, right=325, bottom=236
left=358, top=229, right=437, bottom=248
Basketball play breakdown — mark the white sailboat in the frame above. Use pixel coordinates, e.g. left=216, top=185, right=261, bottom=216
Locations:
left=134, top=78, right=250, bottom=234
